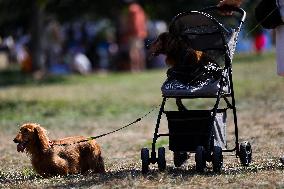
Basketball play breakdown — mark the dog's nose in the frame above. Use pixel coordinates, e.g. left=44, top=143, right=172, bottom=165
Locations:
left=13, top=138, right=19, bottom=143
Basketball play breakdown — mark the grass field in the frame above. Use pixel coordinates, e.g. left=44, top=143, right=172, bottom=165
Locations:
left=1, top=52, right=284, bottom=188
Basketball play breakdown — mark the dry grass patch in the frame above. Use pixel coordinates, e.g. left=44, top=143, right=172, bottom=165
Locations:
left=1, top=52, right=284, bottom=188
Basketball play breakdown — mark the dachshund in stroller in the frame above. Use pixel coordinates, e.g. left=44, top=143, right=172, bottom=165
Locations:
left=147, top=32, right=213, bottom=68
left=148, top=32, right=220, bottom=111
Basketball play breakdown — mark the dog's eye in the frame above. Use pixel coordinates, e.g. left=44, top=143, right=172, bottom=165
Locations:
left=21, top=128, right=29, bottom=133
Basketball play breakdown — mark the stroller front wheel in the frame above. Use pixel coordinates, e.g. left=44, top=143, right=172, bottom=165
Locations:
left=195, top=146, right=206, bottom=173
left=141, top=148, right=150, bottom=174
left=212, top=146, right=223, bottom=173
left=157, top=147, right=166, bottom=171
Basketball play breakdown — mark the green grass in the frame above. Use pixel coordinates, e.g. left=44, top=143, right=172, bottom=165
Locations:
left=1, top=52, right=284, bottom=188
left=0, top=68, right=165, bottom=130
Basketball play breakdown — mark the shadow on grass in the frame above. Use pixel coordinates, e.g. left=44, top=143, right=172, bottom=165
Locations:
left=1, top=161, right=283, bottom=187
left=0, top=68, right=68, bottom=87
left=19, top=163, right=283, bottom=188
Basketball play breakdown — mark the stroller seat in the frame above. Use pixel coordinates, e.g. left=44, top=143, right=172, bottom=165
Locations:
left=162, top=75, right=230, bottom=98
left=162, top=61, right=230, bottom=98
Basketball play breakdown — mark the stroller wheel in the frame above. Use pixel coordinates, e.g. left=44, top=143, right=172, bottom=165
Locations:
left=195, top=146, right=206, bottom=173
left=212, top=146, right=223, bottom=173
left=239, top=141, right=252, bottom=166
left=174, top=151, right=188, bottom=167
left=141, top=148, right=150, bottom=174
left=157, top=147, right=166, bottom=171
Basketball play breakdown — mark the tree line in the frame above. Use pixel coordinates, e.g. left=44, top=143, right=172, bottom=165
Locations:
left=0, top=0, right=261, bottom=70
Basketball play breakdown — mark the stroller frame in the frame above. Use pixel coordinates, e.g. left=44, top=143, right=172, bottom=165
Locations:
left=141, top=6, right=252, bottom=173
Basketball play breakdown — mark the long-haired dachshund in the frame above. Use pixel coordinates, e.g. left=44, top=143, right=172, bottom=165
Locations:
left=148, top=32, right=213, bottom=67
left=148, top=32, right=221, bottom=111
left=148, top=32, right=220, bottom=83
left=13, top=123, right=105, bottom=177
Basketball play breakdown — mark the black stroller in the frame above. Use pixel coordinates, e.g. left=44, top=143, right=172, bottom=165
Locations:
left=141, top=6, right=252, bottom=173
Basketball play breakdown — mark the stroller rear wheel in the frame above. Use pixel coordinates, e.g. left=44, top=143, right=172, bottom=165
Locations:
left=174, top=151, right=188, bottom=167
left=212, top=146, right=223, bottom=173
left=141, top=148, right=150, bottom=174
left=239, top=141, right=252, bottom=166
left=195, top=146, right=206, bottom=172
left=157, top=147, right=166, bottom=171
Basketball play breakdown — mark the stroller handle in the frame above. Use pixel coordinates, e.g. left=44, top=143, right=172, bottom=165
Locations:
left=200, top=5, right=246, bottom=23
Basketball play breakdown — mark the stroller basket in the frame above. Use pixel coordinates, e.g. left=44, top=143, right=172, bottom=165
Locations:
left=165, top=109, right=227, bottom=151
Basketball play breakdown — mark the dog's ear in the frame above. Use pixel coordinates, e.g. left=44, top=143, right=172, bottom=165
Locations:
left=148, top=32, right=169, bottom=54
left=34, top=126, right=50, bottom=151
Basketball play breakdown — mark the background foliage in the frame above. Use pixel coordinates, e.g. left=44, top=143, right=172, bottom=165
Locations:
left=0, top=0, right=261, bottom=36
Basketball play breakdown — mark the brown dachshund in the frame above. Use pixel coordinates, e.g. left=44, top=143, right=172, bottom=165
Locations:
left=13, top=123, right=105, bottom=177
left=148, top=32, right=212, bottom=67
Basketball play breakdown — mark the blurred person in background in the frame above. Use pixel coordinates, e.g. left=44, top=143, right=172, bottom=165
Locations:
left=254, top=30, right=267, bottom=54
left=218, top=0, right=284, bottom=162
left=19, top=46, right=33, bottom=73
left=43, top=19, right=66, bottom=74
left=127, top=2, right=148, bottom=72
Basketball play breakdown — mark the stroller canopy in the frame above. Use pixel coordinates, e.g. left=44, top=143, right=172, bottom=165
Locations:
left=168, top=7, right=245, bottom=66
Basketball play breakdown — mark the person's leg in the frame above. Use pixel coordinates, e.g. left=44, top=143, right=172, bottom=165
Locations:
left=278, top=0, right=284, bottom=163
left=276, top=25, right=284, bottom=76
